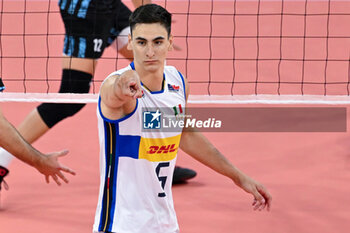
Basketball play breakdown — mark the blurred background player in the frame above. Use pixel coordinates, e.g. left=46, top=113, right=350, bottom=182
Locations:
left=0, top=0, right=195, bottom=192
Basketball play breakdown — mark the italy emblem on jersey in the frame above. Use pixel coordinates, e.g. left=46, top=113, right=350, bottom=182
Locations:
left=168, top=83, right=180, bottom=92
left=173, top=104, right=183, bottom=116
left=143, top=109, right=162, bottom=129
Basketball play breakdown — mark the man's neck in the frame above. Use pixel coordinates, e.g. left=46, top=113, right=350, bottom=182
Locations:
left=134, top=62, right=164, bottom=92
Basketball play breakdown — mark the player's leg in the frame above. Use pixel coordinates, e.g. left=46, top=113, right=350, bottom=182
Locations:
left=0, top=63, right=93, bottom=170
left=2, top=58, right=96, bottom=147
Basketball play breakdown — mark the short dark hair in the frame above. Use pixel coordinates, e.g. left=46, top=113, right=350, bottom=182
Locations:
left=129, top=4, right=172, bottom=37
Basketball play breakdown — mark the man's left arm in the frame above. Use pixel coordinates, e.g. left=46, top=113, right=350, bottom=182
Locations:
left=179, top=75, right=271, bottom=211
left=179, top=129, right=271, bottom=211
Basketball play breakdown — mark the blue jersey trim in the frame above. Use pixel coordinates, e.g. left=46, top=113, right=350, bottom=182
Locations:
left=99, top=121, right=112, bottom=231
left=107, top=123, right=119, bottom=231
left=177, top=71, right=187, bottom=101
left=130, top=61, right=166, bottom=94
left=98, top=122, right=119, bottom=231
left=130, top=61, right=135, bottom=70
left=98, top=96, right=138, bottom=123
left=141, top=74, right=166, bottom=94
left=144, top=88, right=164, bottom=94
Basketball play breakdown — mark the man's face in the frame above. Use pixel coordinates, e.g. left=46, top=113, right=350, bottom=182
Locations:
left=128, top=23, right=173, bottom=72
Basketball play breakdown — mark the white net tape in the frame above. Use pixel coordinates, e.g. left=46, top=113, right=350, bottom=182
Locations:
left=1, top=93, right=350, bottom=104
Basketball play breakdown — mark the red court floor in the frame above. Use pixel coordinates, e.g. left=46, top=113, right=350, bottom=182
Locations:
left=1, top=0, right=350, bottom=232
left=0, top=102, right=350, bottom=233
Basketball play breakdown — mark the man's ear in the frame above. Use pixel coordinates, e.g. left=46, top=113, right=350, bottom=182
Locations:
left=168, top=34, right=173, bottom=51
left=127, top=34, right=133, bottom=50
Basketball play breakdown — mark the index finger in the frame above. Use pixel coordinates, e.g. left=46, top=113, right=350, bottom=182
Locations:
left=130, top=83, right=143, bottom=98
left=132, top=80, right=142, bottom=91
left=128, top=81, right=141, bottom=93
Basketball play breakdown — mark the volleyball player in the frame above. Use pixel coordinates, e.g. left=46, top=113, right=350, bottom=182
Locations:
left=106, top=1, right=196, bottom=185
left=0, top=0, right=195, bottom=192
left=93, top=4, right=272, bottom=232
left=0, top=109, right=75, bottom=188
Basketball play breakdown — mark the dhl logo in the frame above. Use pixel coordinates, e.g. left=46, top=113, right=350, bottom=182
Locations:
left=139, top=135, right=181, bottom=162
left=147, top=144, right=177, bottom=154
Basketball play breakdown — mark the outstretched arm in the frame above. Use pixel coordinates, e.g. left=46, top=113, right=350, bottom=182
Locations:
left=179, top=76, right=272, bottom=211
left=0, top=109, right=75, bottom=185
left=100, top=70, right=143, bottom=120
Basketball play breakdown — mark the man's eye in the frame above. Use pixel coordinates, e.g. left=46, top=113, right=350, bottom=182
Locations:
left=137, top=41, right=145, bottom=45
left=155, top=41, right=163, bottom=45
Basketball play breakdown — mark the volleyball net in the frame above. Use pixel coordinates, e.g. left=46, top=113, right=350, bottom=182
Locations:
left=1, top=0, right=350, bottom=104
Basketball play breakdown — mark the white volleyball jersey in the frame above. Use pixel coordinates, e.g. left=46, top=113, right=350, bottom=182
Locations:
left=93, top=62, right=186, bottom=233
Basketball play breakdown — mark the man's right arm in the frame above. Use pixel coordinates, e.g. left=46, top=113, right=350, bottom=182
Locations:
left=100, top=70, right=143, bottom=120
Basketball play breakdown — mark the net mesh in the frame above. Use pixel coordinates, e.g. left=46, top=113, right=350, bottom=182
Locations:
left=1, top=0, right=350, bottom=104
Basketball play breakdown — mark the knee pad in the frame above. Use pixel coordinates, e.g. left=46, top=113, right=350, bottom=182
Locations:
left=37, top=69, right=92, bottom=128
